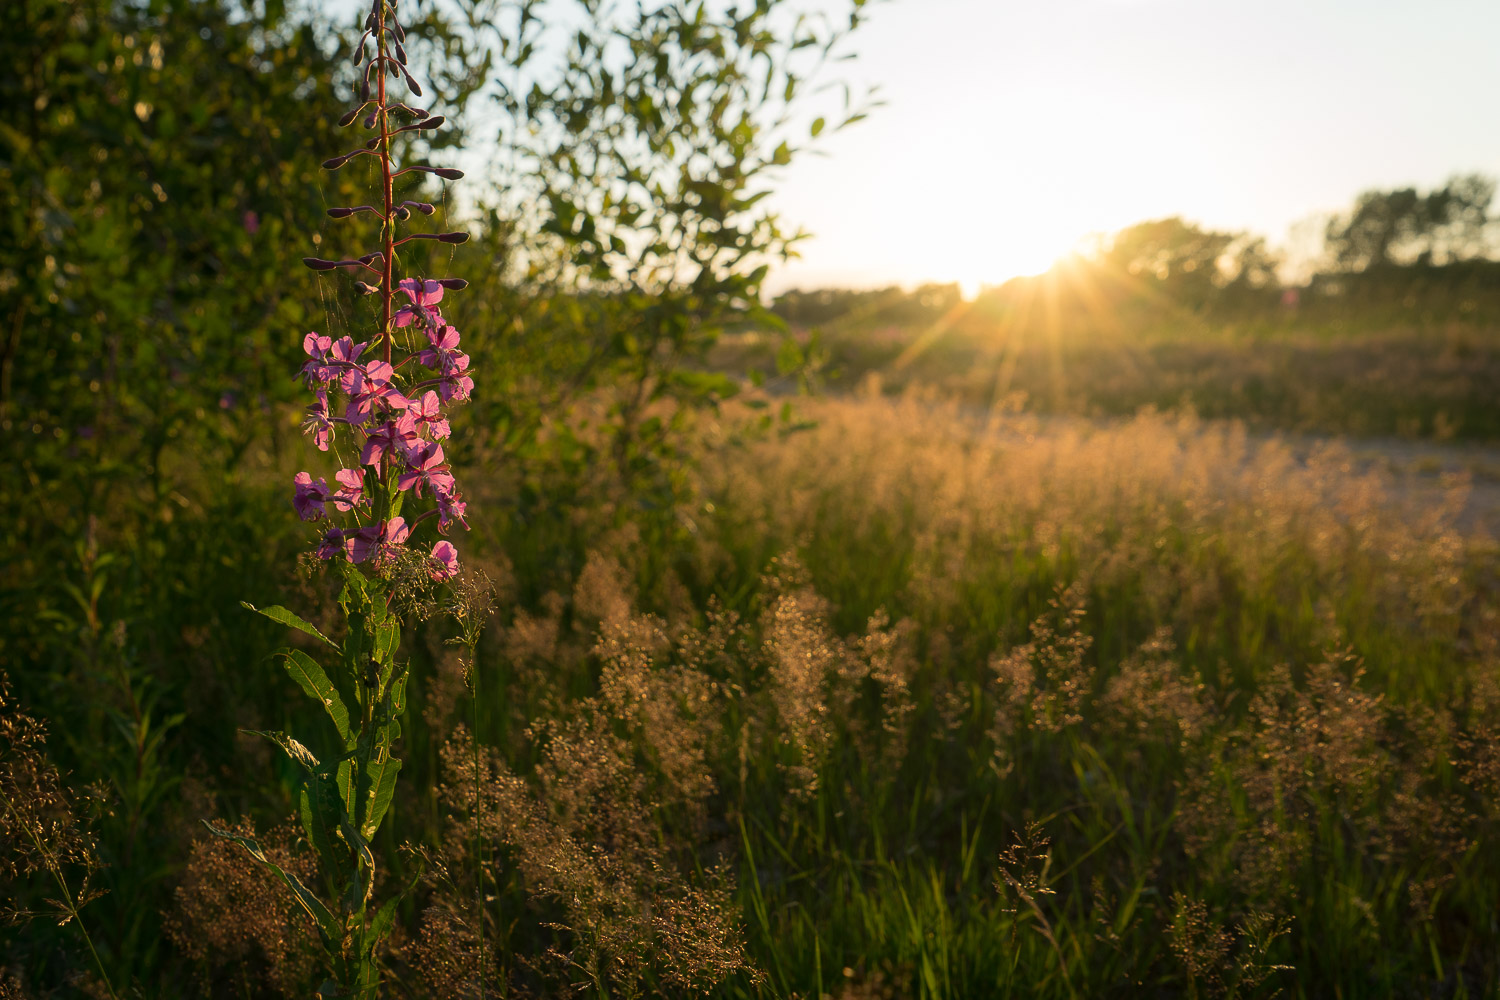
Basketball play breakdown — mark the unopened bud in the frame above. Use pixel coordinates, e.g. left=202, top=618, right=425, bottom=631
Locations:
left=303, top=257, right=340, bottom=271
left=436, top=232, right=470, bottom=244
left=438, top=278, right=469, bottom=290
left=354, top=281, right=381, bottom=295
left=338, top=107, right=362, bottom=128
left=402, top=200, right=436, bottom=215
left=414, top=115, right=445, bottom=130
left=322, top=154, right=350, bottom=170
left=394, top=206, right=411, bottom=221
left=396, top=42, right=407, bottom=64
left=407, top=166, right=464, bottom=180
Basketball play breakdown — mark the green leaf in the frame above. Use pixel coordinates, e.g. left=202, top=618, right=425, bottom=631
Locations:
left=203, top=821, right=338, bottom=946
left=278, top=649, right=351, bottom=742
left=298, top=777, right=353, bottom=883
left=373, top=621, right=400, bottom=666
left=242, top=602, right=337, bottom=648
left=810, top=116, right=825, bottom=137
left=358, top=754, right=402, bottom=841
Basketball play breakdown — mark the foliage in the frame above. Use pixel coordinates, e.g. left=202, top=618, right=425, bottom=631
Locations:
left=1323, top=172, right=1496, bottom=272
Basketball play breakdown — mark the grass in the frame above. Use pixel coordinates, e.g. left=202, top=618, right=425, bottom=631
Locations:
left=4, top=388, right=1499, bottom=997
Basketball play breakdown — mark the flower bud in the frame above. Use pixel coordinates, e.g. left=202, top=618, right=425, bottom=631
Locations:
left=438, top=278, right=469, bottom=290
left=394, top=206, right=411, bottom=221
left=338, top=106, right=362, bottom=128
left=413, top=115, right=445, bottom=131
left=401, top=66, right=424, bottom=98
left=303, top=257, right=340, bottom=271
left=407, top=166, right=464, bottom=180
left=402, top=200, right=436, bottom=215
left=322, top=154, right=350, bottom=170
left=354, top=281, right=381, bottom=295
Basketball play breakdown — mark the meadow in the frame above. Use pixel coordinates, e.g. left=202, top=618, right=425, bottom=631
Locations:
left=6, top=383, right=1500, bottom=997
left=6, top=2, right=1500, bottom=997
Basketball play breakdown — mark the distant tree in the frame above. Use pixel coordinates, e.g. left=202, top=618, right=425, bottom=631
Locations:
left=1100, top=217, right=1278, bottom=310
left=1322, top=173, right=1496, bottom=272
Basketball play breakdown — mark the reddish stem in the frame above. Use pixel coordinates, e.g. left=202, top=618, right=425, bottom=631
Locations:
left=377, top=3, right=395, bottom=491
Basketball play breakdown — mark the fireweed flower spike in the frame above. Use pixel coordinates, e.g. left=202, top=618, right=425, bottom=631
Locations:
left=218, top=3, right=475, bottom=996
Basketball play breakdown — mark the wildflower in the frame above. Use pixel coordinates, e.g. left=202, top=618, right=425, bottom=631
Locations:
left=298, top=333, right=336, bottom=388
left=343, top=360, right=409, bottom=424
left=331, top=468, right=366, bottom=512
left=394, top=278, right=444, bottom=329
left=432, top=480, right=468, bottom=533
left=315, top=527, right=347, bottom=560
left=345, top=517, right=410, bottom=565
left=292, top=472, right=329, bottom=522
left=396, top=441, right=447, bottom=496
left=440, top=367, right=474, bottom=403
left=411, top=390, right=450, bottom=440
left=417, top=324, right=465, bottom=374
left=429, top=540, right=459, bottom=580
left=362, top=415, right=422, bottom=468
left=302, top=390, right=334, bottom=451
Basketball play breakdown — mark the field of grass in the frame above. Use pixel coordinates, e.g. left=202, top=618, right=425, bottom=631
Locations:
left=9, top=385, right=1498, bottom=997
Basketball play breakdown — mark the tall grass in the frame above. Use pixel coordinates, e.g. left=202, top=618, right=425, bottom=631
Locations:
left=6, top=391, right=1497, bottom=997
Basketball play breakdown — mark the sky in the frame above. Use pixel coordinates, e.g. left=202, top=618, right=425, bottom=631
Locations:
left=762, top=0, right=1500, bottom=295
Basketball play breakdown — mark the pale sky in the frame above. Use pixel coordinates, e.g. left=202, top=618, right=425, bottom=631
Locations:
left=764, top=0, right=1500, bottom=295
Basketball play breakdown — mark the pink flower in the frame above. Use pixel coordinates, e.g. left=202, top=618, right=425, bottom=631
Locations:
left=440, top=370, right=474, bottom=403
left=393, top=278, right=444, bottom=329
left=361, top=414, right=422, bottom=468
left=315, top=527, right=347, bottom=560
left=292, top=472, right=329, bottom=522
left=429, top=540, right=459, bottom=581
left=331, top=336, right=367, bottom=367
left=243, top=210, right=259, bottom=234
left=412, top=390, right=451, bottom=439
left=298, top=332, right=336, bottom=387
left=396, top=441, right=447, bottom=495
left=343, top=360, right=409, bottom=424
left=432, top=479, right=468, bottom=533
left=302, top=389, right=334, bottom=451
left=330, top=468, right=366, bottom=512
left=344, top=516, right=410, bottom=565
left=417, top=323, right=463, bottom=369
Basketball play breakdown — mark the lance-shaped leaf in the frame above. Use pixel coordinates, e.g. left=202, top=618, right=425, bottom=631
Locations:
left=277, top=648, right=351, bottom=742
left=203, top=821, right=339, bottom=947
left=242, top=601, right=337, bottom=647
left=298, top=779, right=353, bottom=883
left=357, top=752, right=402, bottom=841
